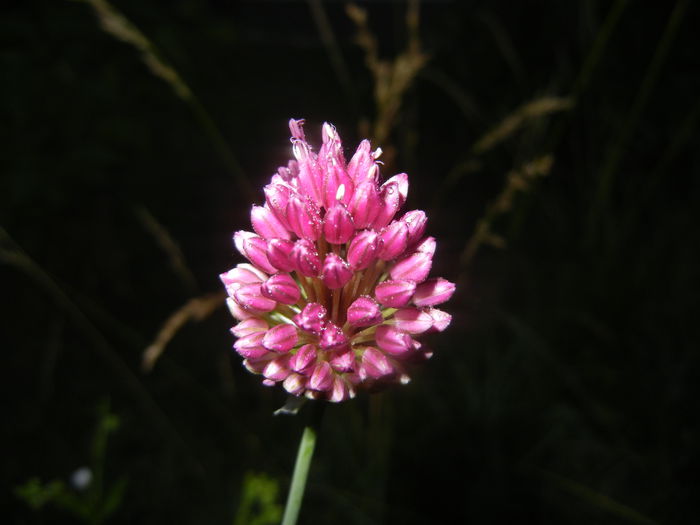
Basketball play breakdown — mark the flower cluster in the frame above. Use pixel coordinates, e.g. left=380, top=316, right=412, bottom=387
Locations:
left=221, top=119, right=454, bottom=402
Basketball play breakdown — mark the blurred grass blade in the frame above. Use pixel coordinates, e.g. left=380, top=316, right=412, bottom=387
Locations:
left=472, top=96, right=572, bottom=155
left=539, top=469, right=658, bottom=524
left=573, top=0, right=629, bottom=99
left=75, top=0, right=254, bottom=202
left=459, top=155, right=553, bottom=269
left=587, top=0, right=689, bottom=240
left=134, top=206, right=198, bottom=294
left=141, top=291, right=225, bottom=372
left=433, top=97, right=570, bottom=207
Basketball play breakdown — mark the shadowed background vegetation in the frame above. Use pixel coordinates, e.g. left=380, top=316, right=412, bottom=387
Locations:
left=3, top=0, right=699, bottom=523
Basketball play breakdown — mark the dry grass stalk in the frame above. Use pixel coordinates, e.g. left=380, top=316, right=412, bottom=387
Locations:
left=142, top=291, right=226, bottom=372
left=460, top=155, right=554, bottom=267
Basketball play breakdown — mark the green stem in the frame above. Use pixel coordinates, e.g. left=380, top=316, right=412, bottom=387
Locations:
left=281, top=416, right=321, bottom=525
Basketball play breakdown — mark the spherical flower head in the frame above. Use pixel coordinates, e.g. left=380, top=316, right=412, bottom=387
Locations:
left=220, top=119, right=455, bottom=402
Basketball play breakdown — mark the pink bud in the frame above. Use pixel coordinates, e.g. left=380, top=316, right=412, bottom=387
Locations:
left=263, top=183, right=292, bottom=229
left=347, top=296, right=383, bottom=327
left=286, top=194, right=322, bottom=240
left=251, top=205, right=291, bottom=240
left=393, top=308, right=433, bottom=334
left=347, top=230, right=379, bottom=270
left=413, top=278, right=456, bottom=306
left=322, top=159, right=354, bottom=208
left=290, top=343, right=317, bottom=373
left=289, top=118, right=306, bottom=141
left=293, top=302, right=327, bottom=335
left=347, top=140, right=375, bottom=183
left=290, top=239, right=321, bottom=277
left=348, top=180, right=381, bottom=229
left=226, top=297, right=255, bottom=321
left=371, top=181, right=402, bottom=230
left=382, top=173, right=408, bottom=207
left=329, top=376, right=353, bottom=402
left=233, top=283, right=277, bottom=313
left=427, top=308, right=452, bottom=332
left=375, top=325, right=414, bottom=357
left=401, top=210, right=427, bottom=245
left=262, top=324, right=299, bottom=353
left=220, top=264, right=267, bottom=296
left=283, top=373, right=307, bottom=395
left=321, top=253, right=353, bottom=289
left=374, top=279, right=416, bottom=307
left=233, top=231, right=277, bottom=274
left=414, top=236, right=436, bottom=256
left=231, top=318, right=269, bottom=338
left=377, top=221, right=409, bottom=260
left=266, top=238, right=296, bottom=272
left=389, top=251, right=432, bottom=283
left=359, top=347, right=396, bottom=380
left=319, top=321, right=348, bottom=349
left=263, top=355, right=292, bottom=381
left=234, top=332, right=270, bottom=359
left=261, top=273, right=301, bottom=304
left=243, top=355, right=275, bottom=374
left=329, top=346, right=355, bottom=372
left=309, top=361, right=334, bottom=391
left=292, top=141, right=324, bottom=207
left=323, top=202, right=355, bottom=244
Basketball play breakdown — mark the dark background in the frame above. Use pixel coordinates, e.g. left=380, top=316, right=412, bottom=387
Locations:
left=3, top=1, right=699, bottom=523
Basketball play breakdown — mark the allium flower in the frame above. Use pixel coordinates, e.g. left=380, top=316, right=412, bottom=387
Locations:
left=220, top=119, right=454, bottom=402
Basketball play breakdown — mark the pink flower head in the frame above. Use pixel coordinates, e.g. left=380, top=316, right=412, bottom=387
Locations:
left=221, top=119, right=454, bottom=402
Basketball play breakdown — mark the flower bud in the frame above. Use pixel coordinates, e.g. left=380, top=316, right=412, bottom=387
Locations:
left=226, top=297, right=255, bottom=321
left=309, top=361, right=334, bottom=391
left=377, top=221, right=409, bottom=260
left=329, top=376, right=353, bottom=402
left=234, top=332, right=269, bottom=359
left=293, top=302, right=327, bottom=334
left=231, top=318, right=269, bottom=338
left=220, top=264, right=267, bottom=296
left=320, top=321, right=348, bottom=349
left=382, top=173, right=408, bottom=207
left=286, top=194, right=322, bottom=240
left=234, top=283, right=277, bottom=313
left=414, top=236, right=436, bottom=256
left=413, top=278, right=456, bottom=307
left=283, top=373, right=307, bottom=395
left=263, top=355, right=292, bottom=381
left=290, top=344, right=317, bottom=374
left=374, top=279, right=416, bottom=307
left=329, top=347, right=355, bottom=372
left=321, top=253, right=352, bottom=289
left=348, top=180, right=381, bottom=228
left=401, top=210, right=427, bottom=245
left=389, top=251, right=432, bottom=283
left=393, top=308, right=433, bottom=334
left=323, top=202, right=355, bottom=244
left=266, top=238, right=296, bottom=272
left=347, top=230, right=379, bottom=270
left=427, top=308, right=452, bottom=332
left=261, top=273, right=301, bottom=304
left=233, top=231, right=277, bottom=274
left=251, top=205, right=291, bottom=240
left=359, top=347, right=396, bottom=380
left=290, top=239, right=321, bottom=276
left=263, top=183, right=292, bottom=228
left=371, top=181, right=402, bottom=230
left=347, top=296, right=383, bottom=327
left=262, top=324, right=299, bottom=353
left=375, top=325, right=414, bottom=357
